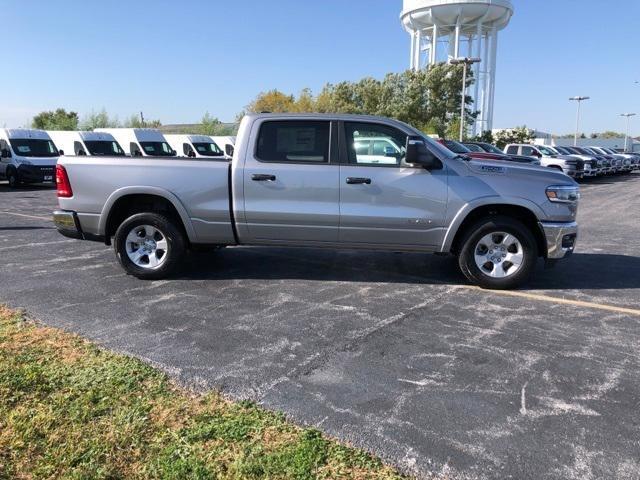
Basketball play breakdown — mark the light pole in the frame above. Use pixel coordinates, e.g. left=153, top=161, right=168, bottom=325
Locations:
left=451, top=57, right=481, bottom=141
left=569, top=96, right=590, bottom=146
left=620, top=113, right=636, bottom=152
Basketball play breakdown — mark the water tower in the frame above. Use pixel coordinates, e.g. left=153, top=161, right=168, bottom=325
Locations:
left=401, top=0, right=514, bottom=134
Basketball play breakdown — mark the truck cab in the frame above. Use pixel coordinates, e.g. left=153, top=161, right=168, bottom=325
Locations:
left=0, top=128, right=59, bottom=188
left=164, top=134, right=228, bottom=159
left=47, top=131, right=126, bottom=157
left=95, top=128, right=176, bottom=157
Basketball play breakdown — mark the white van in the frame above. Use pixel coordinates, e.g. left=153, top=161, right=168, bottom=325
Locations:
left=165, top=134, right=227, bottom=159
left=210, top=136, right=236, bottom=157
left=47, top=131, right=126, bottom=157
left=94, top=128, right=176, bottom=157
left=0, top=129, right=59, bottom=188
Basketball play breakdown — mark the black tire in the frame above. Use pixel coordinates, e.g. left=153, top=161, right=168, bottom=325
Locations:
left=458, top=216, right=537, bottom=290
left=114, top=212, right=186, bottom=280
left=6, top=168, right=20, bottom=188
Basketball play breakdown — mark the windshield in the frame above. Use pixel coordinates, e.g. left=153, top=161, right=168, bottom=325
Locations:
left=84, top=140, right=126, bottom=156
left=192, top=142, right=224, bottom=157
left=537, top=145, right=557, bottom=156
left=9, top=139, right=58, bottom=157
left=140, top=142, right=176, bottom=157
left=478, top=143, right=503, bottom=154
left=444, top=140, right=471, bottom=154
left=463, top=143, right=484, bottom=152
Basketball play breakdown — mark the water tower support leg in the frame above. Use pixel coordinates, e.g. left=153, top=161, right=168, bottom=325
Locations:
left=430, top=24, right=438, bottom=65
left=487, top=27, right=498, bottom=131
left=473, top=23, right=483, bottom=136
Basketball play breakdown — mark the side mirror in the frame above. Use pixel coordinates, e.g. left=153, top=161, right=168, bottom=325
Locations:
left=225, top=145, right=234, bottom=157
left=405, top=136, right=441, bottom=169
left=188, top=150, right=196, bottom=158
left=59, top=149, right=65, bottom=156
left=1, top=148, right=11, bottom=158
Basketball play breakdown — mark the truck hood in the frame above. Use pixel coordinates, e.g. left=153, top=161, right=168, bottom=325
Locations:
left=465, top=158, right=575, bottom=184
left=18, top=156, right=59, bottom=166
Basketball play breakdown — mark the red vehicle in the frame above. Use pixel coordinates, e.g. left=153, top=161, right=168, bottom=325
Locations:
left=438, top=139, right=508, bottom=161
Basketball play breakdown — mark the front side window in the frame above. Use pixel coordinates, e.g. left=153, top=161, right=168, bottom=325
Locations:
left=506, top=146, right=518, bottom=154
left=140, top=141, right=176, bottom=157
left=521, top=146, right=535, bottom=156
left=345, top=122, right=406, bottom=166
left=9, top=139, right=58, bottom=157
left=256, top=121, right=330, bottom=163
left=193, top=142, right=224, bottom=157
left=85, top=141, right=125, bottom=156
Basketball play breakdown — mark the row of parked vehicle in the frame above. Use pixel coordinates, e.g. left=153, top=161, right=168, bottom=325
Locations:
left=0, top=124, right=637, bottom=189
left=439, top=138, right=639, bottom=179
left=0, top=127, right=236, bottom=188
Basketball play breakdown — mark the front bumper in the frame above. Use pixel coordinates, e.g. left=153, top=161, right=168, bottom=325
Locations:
left=17, top=164, right=56, bottom=185
left=540, top=221, right=578, bottom=259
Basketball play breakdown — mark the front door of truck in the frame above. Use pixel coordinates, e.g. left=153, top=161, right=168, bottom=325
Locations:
left=338, top=122, right=448, bottom=248
left=242, top=119, right=340, bottom=242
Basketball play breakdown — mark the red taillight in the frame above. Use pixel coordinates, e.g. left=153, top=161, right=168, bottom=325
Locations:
left=56, top=164, right=73, bottom=198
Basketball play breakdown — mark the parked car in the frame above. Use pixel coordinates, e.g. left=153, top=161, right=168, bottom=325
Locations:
left=554, top=146, right=608, bottom=175
left=53, top=113, right=580, bottom=290
left=47, top=131, right=126, bottom=157
left=95, top=128, right=176, bottom=157
left=579, top=147, right=624, bottom=173
left=210, top=136, right=236, bottom=157
left=590, top=147, right=636, bottom=172
left=440, top=139, right=508, bottom=162
left=504, top=144, right=585, bottom=178
left=0, top=128, right=58, bottom=188
left=165, top=134, right=229, bottom=159
left=543, top=146, right=599, bottom=177
left=463, top=142, right=541, bottom=165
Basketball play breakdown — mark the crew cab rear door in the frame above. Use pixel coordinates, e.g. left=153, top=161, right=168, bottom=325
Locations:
left=240, top=119, right=340, bottom=242
left=338, top=121, right=448, bottom=248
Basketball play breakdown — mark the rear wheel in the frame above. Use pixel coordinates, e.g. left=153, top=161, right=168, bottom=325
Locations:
left=458, top=216, right=537, bottom=290
left=114, top=213, right=186, bottom=280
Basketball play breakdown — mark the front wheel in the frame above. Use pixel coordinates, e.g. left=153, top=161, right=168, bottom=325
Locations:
left=6, top=168, right=20, bottom=188
left=114, top=213, right=186, bottom=280
left=458, top=216, right=537, bottom=290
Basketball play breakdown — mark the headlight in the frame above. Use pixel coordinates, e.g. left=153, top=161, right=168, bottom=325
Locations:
left=546, top=185, right=580, bottom=203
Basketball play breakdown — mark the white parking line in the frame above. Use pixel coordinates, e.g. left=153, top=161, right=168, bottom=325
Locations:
left=0, top=211, right=51, bottom=222
left=461, top=286, right=640, bottom=317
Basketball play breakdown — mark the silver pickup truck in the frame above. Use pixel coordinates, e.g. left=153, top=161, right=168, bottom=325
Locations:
left=53, top=113, right=579, bottom=290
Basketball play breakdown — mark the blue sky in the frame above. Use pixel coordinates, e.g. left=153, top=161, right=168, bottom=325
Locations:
left=2, top=0, right=639, bottom=135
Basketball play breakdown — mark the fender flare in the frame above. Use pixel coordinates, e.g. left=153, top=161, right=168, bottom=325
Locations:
left=440, top=196, right=546, bottom=253
left=98, top=186, right=197, bottom=242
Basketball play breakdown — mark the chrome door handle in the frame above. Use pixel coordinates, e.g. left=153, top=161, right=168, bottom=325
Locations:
left=346, top=177, right=372, bottom=185
left=252, top=174, right=276, bottom=182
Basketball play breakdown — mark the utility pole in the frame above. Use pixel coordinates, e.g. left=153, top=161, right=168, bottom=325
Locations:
left=140, top=111, right=145, bottom=127
left=450, top=57, right=481, bottom=141
left=569, top=96, right=590, bottom=146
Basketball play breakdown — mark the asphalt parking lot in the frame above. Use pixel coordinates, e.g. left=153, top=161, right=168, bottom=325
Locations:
left=1, top=174, right=639, bottom=480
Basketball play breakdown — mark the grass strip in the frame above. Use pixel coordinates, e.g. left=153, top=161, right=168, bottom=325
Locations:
left=0, top=305, right=405, bottom=479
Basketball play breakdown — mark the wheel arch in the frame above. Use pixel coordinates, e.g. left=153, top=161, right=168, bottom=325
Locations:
left=99, top=187, right=196, bottom=245
left=445, top=201, right=547, bottom=258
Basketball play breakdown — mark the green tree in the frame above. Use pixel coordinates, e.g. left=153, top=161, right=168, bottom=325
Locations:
left=79, top=109, right=120, bottom=130
left=32, top=108, right=79, bottom=130
left=492, top=126, right=535, bottom=149
left=245, top=89, right=296, bottom=113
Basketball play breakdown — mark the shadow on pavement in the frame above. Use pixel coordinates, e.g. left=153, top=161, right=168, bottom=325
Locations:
left=178, top=249, right=640, bottom=291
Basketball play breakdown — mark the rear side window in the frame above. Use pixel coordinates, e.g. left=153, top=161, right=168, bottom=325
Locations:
left=506, top=146, right=518, bottom=154
left=256, top=121, right=330, bottom=163
left=521, top=146, right=535, bottom=156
